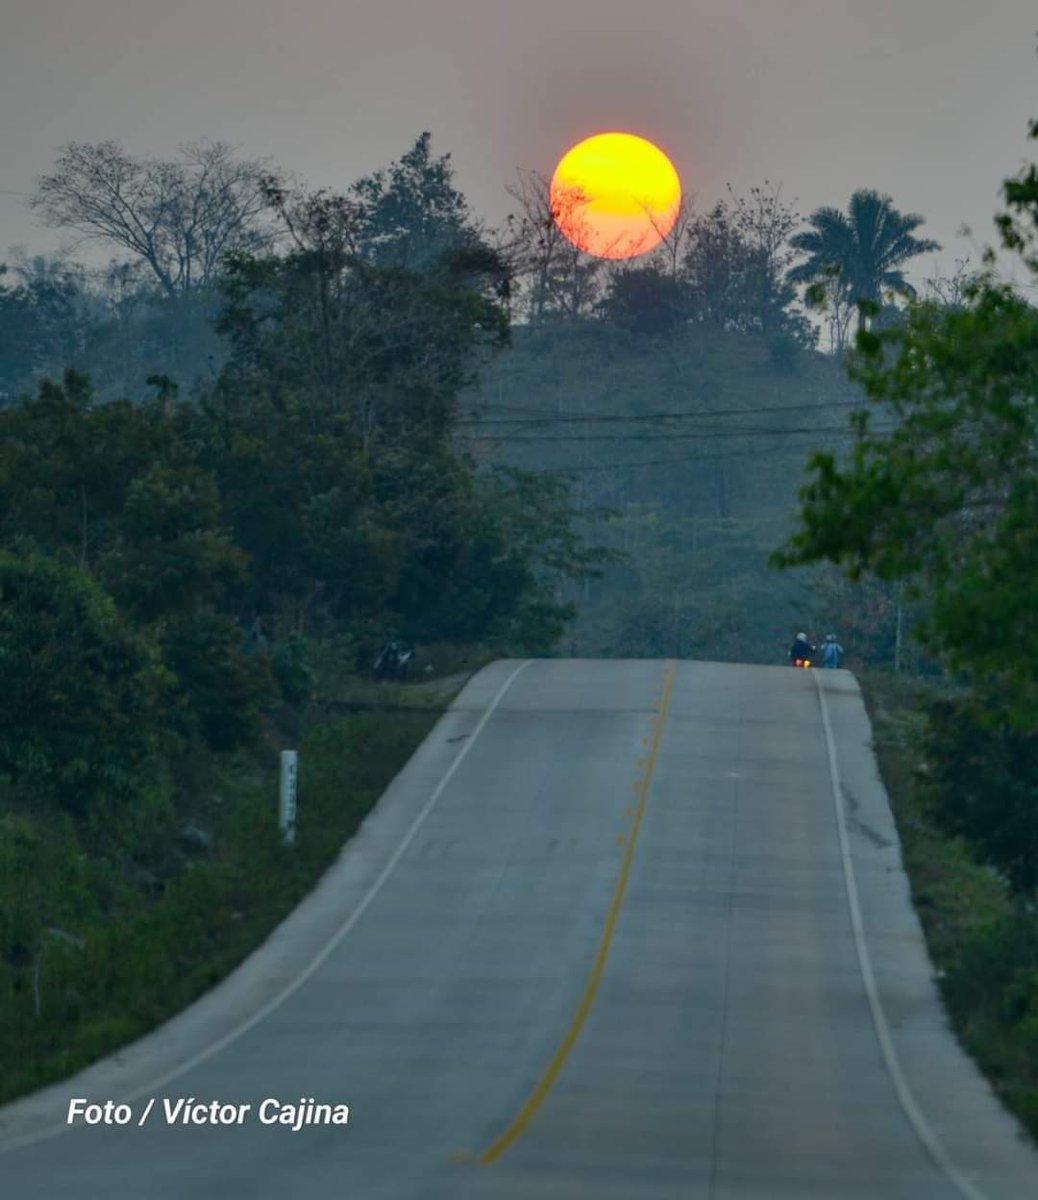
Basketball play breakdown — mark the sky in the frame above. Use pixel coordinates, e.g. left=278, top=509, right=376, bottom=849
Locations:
left=1, top=0, right=1036, bottom=284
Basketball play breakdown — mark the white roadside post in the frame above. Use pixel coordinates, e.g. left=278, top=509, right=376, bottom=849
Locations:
left=279, top=750, right=298, bottom=846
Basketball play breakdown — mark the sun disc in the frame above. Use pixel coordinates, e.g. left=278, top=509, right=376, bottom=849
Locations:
left=550, top=132, right=682, bottom=260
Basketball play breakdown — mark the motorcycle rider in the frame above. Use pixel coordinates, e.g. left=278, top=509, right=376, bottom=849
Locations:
left=789, top=631, right=815, bottom=665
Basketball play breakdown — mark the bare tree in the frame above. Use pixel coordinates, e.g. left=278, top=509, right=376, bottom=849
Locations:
left=805, top=266, right=856, bottom=352
left=32, top=140, right=274, bottom=296
left=921, top=257, right=977, bottom=310
left=641, top=193, right=696, bottom=279
left=729, top=182, right=801, bottom=334
left=502, top=170, right=602, bottom=322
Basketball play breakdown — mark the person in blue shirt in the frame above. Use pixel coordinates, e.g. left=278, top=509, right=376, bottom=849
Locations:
left=822, top=633, right=843, bottom=668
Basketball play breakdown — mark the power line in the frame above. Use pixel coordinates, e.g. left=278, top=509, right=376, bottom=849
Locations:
left=481, top=433, right=866, bottom=473
left=457, top=398, right=870, bottom=426
left=456, top=423, right=894, bottom=444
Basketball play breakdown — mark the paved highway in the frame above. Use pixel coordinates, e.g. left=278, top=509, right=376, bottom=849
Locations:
left=2, top=659, right=1037, bottom=1198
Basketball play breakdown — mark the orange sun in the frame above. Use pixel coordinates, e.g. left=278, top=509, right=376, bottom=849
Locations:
left=550, top=132, right=682, bottom=260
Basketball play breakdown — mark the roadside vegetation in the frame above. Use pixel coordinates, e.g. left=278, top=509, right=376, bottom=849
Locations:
left=861, top=670, right=1038, bottom=1140
left=778, top=118, right=1038, bottom=1140
left=0, top=136, right=597, bottom=1103
left=1, top=698, right=439, bottom=1103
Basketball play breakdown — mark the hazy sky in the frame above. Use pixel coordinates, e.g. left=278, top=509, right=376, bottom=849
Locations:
left=2, top=0, right=1036, bottom=281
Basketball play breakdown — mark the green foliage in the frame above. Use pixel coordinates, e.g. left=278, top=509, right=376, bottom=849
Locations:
left=862, top=670, right=1038, bottom=1141
left=0, top=372, right=271, bottom=753
left=0, top=551, right=165, bottom=815
left=159, top=610, right=276, bottom=750
left=233, top=144, right=508, bottom=438
left=942, top=911, right=1038, bottom=1132
left=269, top=634, right=317, bottom=707
left=107, top=463, right=247, bottom=622
left=922, top=692, right=1038, bottom=892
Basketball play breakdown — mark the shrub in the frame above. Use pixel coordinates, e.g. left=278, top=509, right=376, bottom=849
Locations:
left=923, top=691, right=1038, bottom=894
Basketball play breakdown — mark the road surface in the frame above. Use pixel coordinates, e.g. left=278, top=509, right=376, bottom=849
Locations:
left=2, top=659, right=1036, bottom=1198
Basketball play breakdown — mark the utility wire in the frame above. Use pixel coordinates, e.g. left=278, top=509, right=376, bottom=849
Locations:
left=457, top=398, right=871, bottom=425
left=456, top=423, right=895, bottom=444
left=480, top=431, right=867, bottom=474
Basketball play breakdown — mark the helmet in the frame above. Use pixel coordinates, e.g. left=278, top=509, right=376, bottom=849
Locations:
left=826, top=633, right=836, bottom=642
left=796, top=632, right=807, bottom=641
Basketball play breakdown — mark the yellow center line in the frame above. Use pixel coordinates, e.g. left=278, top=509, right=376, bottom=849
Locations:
left=477, top=662, right=678, bottom=1165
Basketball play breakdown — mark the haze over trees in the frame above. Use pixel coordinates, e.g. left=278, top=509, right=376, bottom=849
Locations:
left=2, top=105, right=1036, bottom=1131
left=1, top=126, right=963, bottom=683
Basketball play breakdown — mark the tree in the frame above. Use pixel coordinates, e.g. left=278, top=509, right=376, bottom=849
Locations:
left=502, top=170, right=603, bottom=322
left=643, top=194, right=696, bottom=281
left=0, top=256, right=93, bottom=398
left=103, top=463, right=247, bottom=623
left=32, top=140, right=273, bottom=297
left=598, top=265, right=689, bottom=337
left=0, top=371, right=274, bottom=750
left=788, top=189, right=939, bottom=336
left=348, top=132, right=483, bottom=273
left=682, top=201, right=755, bottom=329
left=729, top=182, right=811, bottom=341
left=679, top=187, right=813, bottom=343
left=222, top=176, right=509, bottom=444
left=772, top=123, right=1038, bottom=725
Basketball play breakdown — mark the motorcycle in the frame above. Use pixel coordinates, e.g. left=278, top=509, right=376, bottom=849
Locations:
left=789, top=639, right=816, bottom=669
left=374, top=638, right=415, bottom=681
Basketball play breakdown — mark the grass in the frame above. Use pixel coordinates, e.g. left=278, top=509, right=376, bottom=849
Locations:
left=0, top=686, right=449, bottom=1106
left=858, top=669, right=1038, bottom=1141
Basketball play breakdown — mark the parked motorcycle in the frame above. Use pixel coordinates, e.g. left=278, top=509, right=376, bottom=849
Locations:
left=374, top=638, right=415, bottom=681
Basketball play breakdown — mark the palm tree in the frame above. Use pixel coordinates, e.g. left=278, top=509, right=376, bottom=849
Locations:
left=788, top=190, right=939, bottom=341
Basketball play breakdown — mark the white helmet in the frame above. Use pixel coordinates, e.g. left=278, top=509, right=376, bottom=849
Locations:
left=796, top=632, right=807, bottom=640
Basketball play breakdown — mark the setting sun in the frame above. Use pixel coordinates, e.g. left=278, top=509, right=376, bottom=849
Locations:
left=549, top=132, right=682, bottom=260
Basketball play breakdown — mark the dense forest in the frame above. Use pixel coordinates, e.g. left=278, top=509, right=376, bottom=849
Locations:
left=2, top=121, right=1037, bottom=1104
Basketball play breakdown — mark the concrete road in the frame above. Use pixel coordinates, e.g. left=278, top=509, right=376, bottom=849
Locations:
left=2, top=659, right=1037, bottom=1198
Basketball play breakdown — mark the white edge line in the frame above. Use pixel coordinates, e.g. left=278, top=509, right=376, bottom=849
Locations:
left=2, top=658, right=534, bottom=1157
left=814, top=670, right=988, bottom=1200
